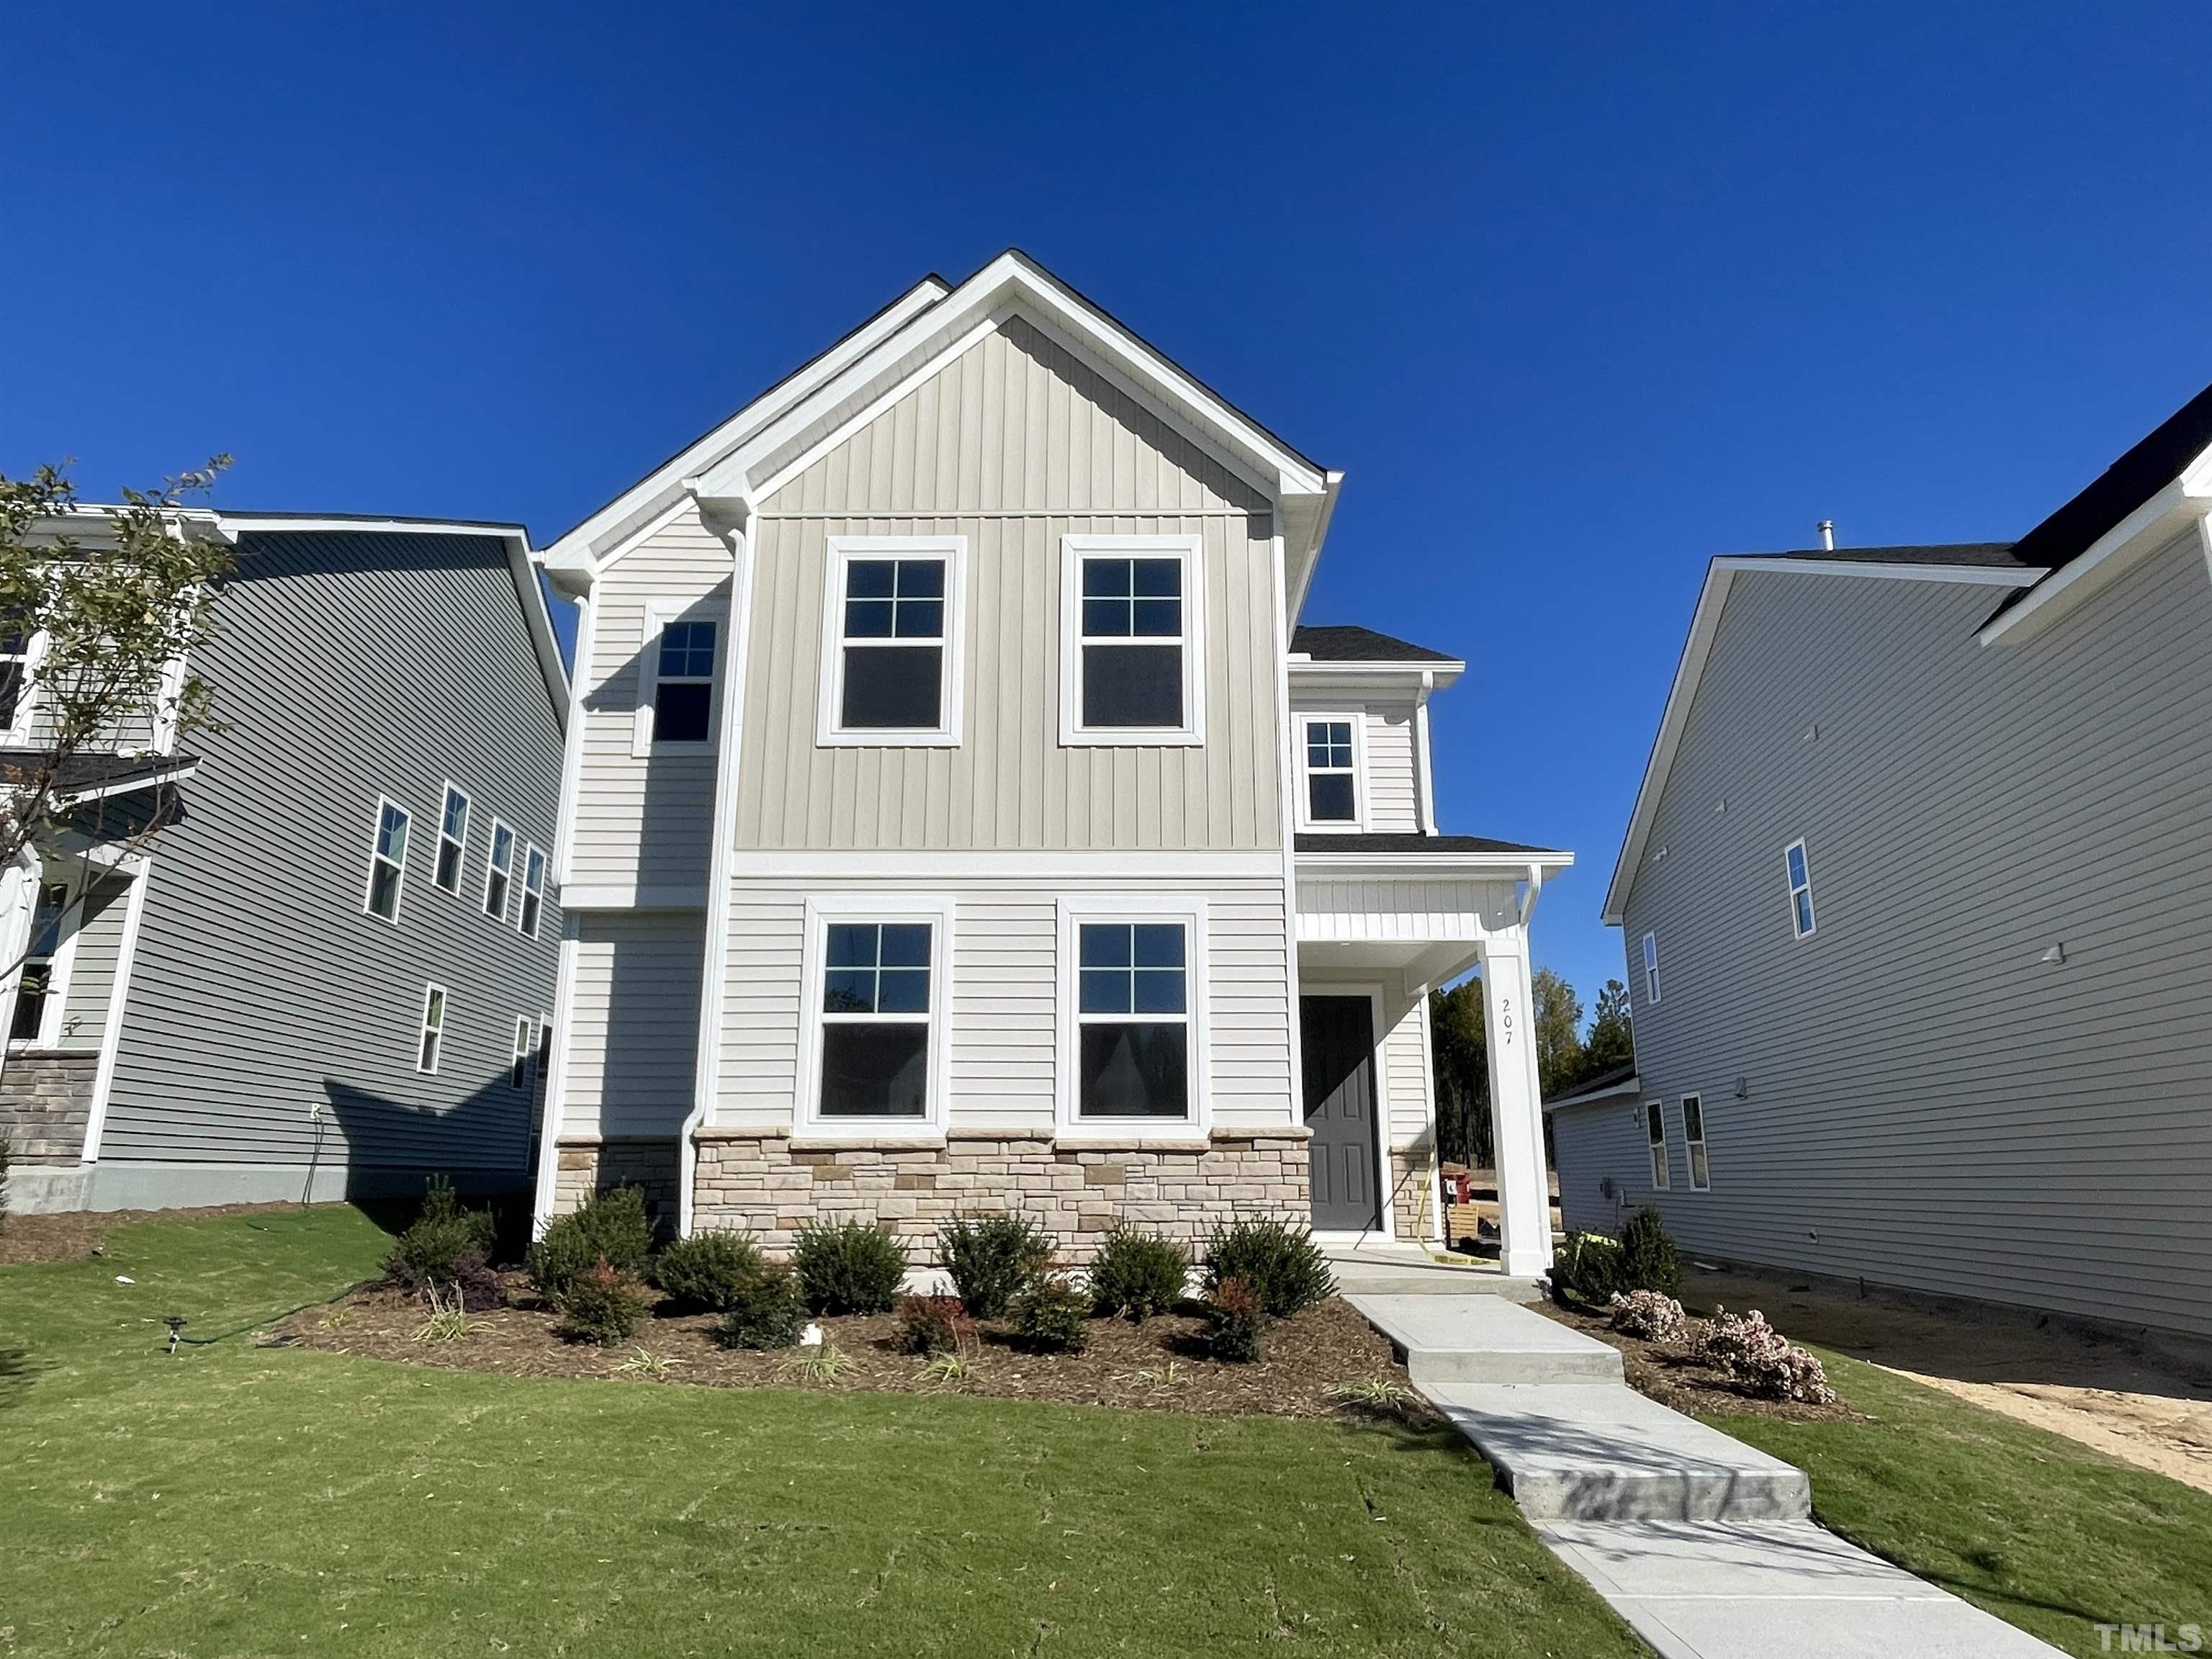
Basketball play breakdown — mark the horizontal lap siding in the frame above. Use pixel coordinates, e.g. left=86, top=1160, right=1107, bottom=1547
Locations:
left=558, top=914, right=702, bottom=1138
left=1288, top=693, right=1421, bottom=834
left=1552, top=1102, right=1645, bottom=1235
left=1611, top=533, right=2212, bottom=1336
left=568, top=512, right=728, bottom=894
left=56, top=876, right=131, bottom=1051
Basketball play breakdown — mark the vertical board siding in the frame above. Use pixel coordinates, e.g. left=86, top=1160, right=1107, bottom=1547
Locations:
left=569, top=508, right=729, bottom=894
left=557, top=913, right=703, bottom=1137
left=1605, top=534, right=2212, bottom=1337
left=56, top=875, right=130, bottom=1051
left=742, top=315, right=1282, bottom=851
left=102, top=531, right=564, bottom=1174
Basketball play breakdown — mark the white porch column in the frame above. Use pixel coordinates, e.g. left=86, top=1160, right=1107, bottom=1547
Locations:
left=1478, top=925, right=1555, bottom=1277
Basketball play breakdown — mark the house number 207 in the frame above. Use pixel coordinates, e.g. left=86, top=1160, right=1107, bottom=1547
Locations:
left=1498, top=996, right=1515, bottom=1046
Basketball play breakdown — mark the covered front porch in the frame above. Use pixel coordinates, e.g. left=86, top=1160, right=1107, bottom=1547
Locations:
left=1292, top=835, right=1573, bottom=1279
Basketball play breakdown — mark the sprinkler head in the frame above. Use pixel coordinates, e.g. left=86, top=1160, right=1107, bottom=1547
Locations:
left=163, top=1315, right=187, bottom=1356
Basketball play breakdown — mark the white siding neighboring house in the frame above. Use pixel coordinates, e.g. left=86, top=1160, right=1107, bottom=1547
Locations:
left=1569, top=379, right=2212, bottom=1346
left=533, top=251, right=1573, bottom=1272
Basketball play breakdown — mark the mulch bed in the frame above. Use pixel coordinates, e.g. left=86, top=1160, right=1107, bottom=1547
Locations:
left=1533, top=1297, right=1862, bottom=1424
left=273, top=1277, right=1436, bottom=1424
left=0, top=1200, right=337, bottom=1267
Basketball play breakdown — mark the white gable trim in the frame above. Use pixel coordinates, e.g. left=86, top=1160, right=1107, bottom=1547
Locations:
left=1978, top=470, right=2212, bottom=646
left=1600, top=554, right=2044, bottom=925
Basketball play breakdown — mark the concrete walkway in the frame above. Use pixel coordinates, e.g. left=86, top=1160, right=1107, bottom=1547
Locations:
left=1346, top=1292, right=2063, bottom=1659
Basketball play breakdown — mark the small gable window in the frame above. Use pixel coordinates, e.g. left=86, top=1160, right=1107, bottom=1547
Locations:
left=1060, top=536, right=1203, bottom=745
left=819, top=537, right=965, bottom=745
left=652, top=621, right=716, bottom=745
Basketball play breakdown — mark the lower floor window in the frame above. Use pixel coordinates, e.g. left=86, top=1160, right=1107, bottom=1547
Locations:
left=9, top=882, right=68, bottom=1043
left=1076, top=921, right=1190, bottom=1119
left=1682, top=1094, right=1710, bottom=1190
left=1645, top=1099, right=1670, bottom=1190
left=818, top=921, right=932, bottom=1118
left=418, top=984, right=447, bottom=1074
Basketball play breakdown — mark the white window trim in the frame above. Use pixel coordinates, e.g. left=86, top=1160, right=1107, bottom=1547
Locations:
left=482, top=817, right=515, bottom=923
left=794, top=894, right=955, bottom=1139
left=511, top=1015, right=535, bottom=1089
left=1785, top=837, right=1816, bottom=939
left=632, top=599, right=727, bottom=757
left=1058, top=534, right=1206, bottom=747
left=1640, top=930, right=1660, bottom=1005
left=816, top=535, right=968, bottom=747
left=1056, top=894, right=1210, bottom=1142
left=0, top=627, right=48, bottom=740
left=8, top=876, right=80, bottom=1053
left=518, top=842, right=547, bottom=938
left=434, top=781, right=470, bottom=896
left=363, top=795, right=410, bottom=924
left=1645, top=1097, right=1671, bottom=1190
left=1293, top=710, right=1369, bottom=832
left=1682, top=1093, right=1711, bottom=1192
left=417, top=981, right=448, bottom=1076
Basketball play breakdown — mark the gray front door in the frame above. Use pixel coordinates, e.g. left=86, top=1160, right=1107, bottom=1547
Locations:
left=1301, top=995, right=1382, bottom=1231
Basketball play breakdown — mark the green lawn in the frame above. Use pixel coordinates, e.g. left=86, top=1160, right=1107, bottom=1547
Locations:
left=1706, top=1351, right=2212, bottom=1658
left=0, top=1206, right=1638, bottom=1658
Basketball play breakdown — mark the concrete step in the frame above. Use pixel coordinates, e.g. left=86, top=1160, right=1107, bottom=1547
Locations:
left=1352, top=1293, right=1624, bottom=1385
left=1326, top=1254, right=1544, bottom=1300
left=1426, top=1381, right=1813, bottom=1523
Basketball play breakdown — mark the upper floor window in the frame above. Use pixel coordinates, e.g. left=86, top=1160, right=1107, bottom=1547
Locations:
left=0, top=626, right=36, bottom=733
left=1645, top=1099, right=1671, bottom=1190
left=365, top=799, right=409, bottom=922
left=1640, top=931, right=1660, bottom=1005
left=819, top=536, right=965, bottom=745
left=434, top=784, right=469, bottom=894
left=10, top=881, right=69, bottom=1043
left=1060, top=535, right=1204, bottom=746
left=632, top=604, right=722, bottom=755
left=518, top=843, right=547, bottom=938
left=483, top=819, right=514, bottom=922
left=811, top=917, right=939, bottom=1120
left=1785, top=839, right=1816, bottom=938
left=417, top=983, right=447, bottom=1074
left=1682, top=1094, right=1711, bottom=1190
left=1300, top=716, right=1362, bottom=828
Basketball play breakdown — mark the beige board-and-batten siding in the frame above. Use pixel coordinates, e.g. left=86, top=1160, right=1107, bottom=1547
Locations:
left=1614, top=528, right=2212, bottom=1341
left=739, top=316, right=1283, bottom=853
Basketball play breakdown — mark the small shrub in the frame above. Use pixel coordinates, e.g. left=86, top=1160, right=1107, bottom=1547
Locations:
left=409, top=1283, right=469, bottom=1345
left=1087, top=1225, right=1188, bottom=1321
left=1200, top=1219, right=1334, bottom=1318
left=894, top=1293, right=972, bottom=1357
left=529, top=1186, right=655, bottom=1304
left=554, top=1256, right=649, bottom=1346
left=609, top=1346, right=680, bottom=1380
left=776, top=1339, right=857, bottom=1385
left=1203, top=1276, right=1264, bottom=1363
left=1549, top=1231, right=1624, bottom=1306
left=654, top=1230, right=765, bottom=1313
left=1689, top=1306, right=1837, bottom=1404
left=1607, top=1288, right=1687, bottom=1342
left=917, top=1349, right=980, bottom=1385
left=385, top=1176, right=501, bottom=1300
left=793, top=1220, right=907, bottom=1315
left=1616, top=1206, right=1683, bottom=1297
left=935, top=1213, right=1053, bottom=1318
left=1009, top=1274, right=1091, bottom=1354
left=719, top=1262, right=806, bottom=1350
left=1326, top=1376, right=1413, bottom=1416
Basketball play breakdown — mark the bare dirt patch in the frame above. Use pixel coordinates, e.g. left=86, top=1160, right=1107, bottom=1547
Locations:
left=274, top=1278, right=1433, bottom=1424
left=0, top=1200, right=349, bottom=1266
left=1532, top=1295, right=1861, bottom=1424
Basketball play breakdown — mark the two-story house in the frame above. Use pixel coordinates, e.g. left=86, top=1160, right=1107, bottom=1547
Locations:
left=531, top=252, right=1571, bottom=1274
left=2, top=513, right=567, bottom=1213
left=1568, top=378, right=2212, bottom=1348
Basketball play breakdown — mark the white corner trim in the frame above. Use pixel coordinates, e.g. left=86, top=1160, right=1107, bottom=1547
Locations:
left=815, top=535, right=968, bottom=747
left=78, top=861, right=151, bottom=1164
left=1291, top=709, right=1370, bottom=833
left=793, top=893, right=956, bottom=1138
left=632, top=596, right=728, bottom=759
left=1413, top=670, right=1439, bottom=835
left=1057, top=533, right=1207, bottom=747
left=1054, top=893, right=1211, bottom=1141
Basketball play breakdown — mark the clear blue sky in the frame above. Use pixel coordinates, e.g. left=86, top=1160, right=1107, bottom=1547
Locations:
left=6, top=3, right=2208, bottom=1015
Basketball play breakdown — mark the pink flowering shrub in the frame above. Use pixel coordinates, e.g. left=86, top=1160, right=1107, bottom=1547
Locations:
left=1686, top=1306, right=1837, bottom=1404
left=1607, top=1289, right=1687, bottom=1341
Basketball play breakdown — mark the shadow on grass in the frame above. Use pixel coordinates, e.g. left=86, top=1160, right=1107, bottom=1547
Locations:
left=0, top=1343, right=35, bottom=1408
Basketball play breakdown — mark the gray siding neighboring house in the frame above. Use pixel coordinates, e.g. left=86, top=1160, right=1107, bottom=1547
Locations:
left=4, top=518, right=567, bottom=1213
left=1569, top=380, right=2212, bottom=1344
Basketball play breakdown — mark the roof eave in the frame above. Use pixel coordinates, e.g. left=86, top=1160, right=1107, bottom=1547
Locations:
left=1979, top=469, right=2211, bottom=646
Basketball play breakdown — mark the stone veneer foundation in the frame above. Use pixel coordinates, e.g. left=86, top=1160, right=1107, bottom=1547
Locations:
left=554, top=1136, right=680, bottom=1233
left=686, top=1125, right=1313, bottom=1259
left=1389, top=1143, right=1441, bottom=1244
left=0, top=1053, right=98, bottom=1164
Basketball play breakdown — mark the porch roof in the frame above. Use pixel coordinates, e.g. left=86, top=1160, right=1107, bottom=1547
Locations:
left=0, top=749, right=201, bottom=803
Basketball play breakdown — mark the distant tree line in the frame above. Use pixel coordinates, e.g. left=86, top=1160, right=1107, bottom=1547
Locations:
left=1429, top=971, right=1632, bottom=1169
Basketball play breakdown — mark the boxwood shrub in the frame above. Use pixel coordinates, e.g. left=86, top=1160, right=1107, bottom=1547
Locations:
left=654, top=1229, right=765, bottom=1314
left=793, top=1220, right=907, bottom=1315
left=1086, top=1225, right=1188, bottom=1321
left=1200, top=1218, right=1334, bottom=1318
left=529, top=1186, right=655, bottom=1305
left=935, top=1213, right=1053, bottom=1318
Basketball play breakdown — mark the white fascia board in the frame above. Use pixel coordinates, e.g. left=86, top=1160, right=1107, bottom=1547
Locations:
left=539, top=278, right=952, bottom=577
left=1296, top=848, right=1575, bottom=876
left=58, top=759, right=201, bottom=805
left=1284, top=469, right=1344, bottom=619
left=1287, top=658, right=1465, bottom=693
left=1978, top=476, right=2202, bottom=646
left=1543, top=1076, right=1640, bottom=1113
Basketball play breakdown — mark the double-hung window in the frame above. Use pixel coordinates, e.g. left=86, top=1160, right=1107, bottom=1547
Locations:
left=1300, top=716, right=1362, bottom=828
left=0, top=626, right=36, bottom=734
left=1061, top=535, right=1203, bottom=745
left=511, top=1016, right=536, bottom=1089
left=1682, top=1094, right=1711, bottom=1190
left=366, top=799, right=410, bottom=922
left=1640, top=931, right=1660, bottom=1005
left=417, top=984, right=447, bottom=1074
left=633, top=605, right=721, bottom=754
left=801, top=904, right=948, bottom=1126
left=1785, top=839, right=1816, bottom=938
left=819, top=536, right=964, bottom=745
left=1645, top=1099, right=1671, bottom=1190
left=435, top=783, right=469, bottom=894
left=518, top=844, right=547, bottom=938
left=483, top=819, right=514, bottom=922
left=1061, top=902, right=1205, bottom=1129
left=10, top=881, right=69, bottom=1043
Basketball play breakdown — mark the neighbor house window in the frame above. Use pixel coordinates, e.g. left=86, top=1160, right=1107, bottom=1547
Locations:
left=435, top=783, right=469, bottom=894
left=518, top=844, right=546, bottom=938
left=0, top=626, right=35, bottom=732
left=9, top=881, right=68, bottom=1043
left=417, top=984, right=447, bottom=1074
left=511, top=1016, right=535, bottom=1089
left=812, top=919, right=936, bottom=1119
left=1302, top=716, right=1360, bottom=827
left=1640, top=931, right=1660, bottom=1005
left=1785, top=839, right=1815, bottom=938
left=1076, top=921, right=1191, bottom=1120
left=1682, top=1094, right=1710, bottom=1190
left=483, top=819, right=514, bottom=922
left=1645, top=1099, right=1671, bottom=1190
left=1060, top=535, right=1203, bottom=745
left=365, top=799, right=410, bottom=922
left=818, top=536, right=965, bottom=745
